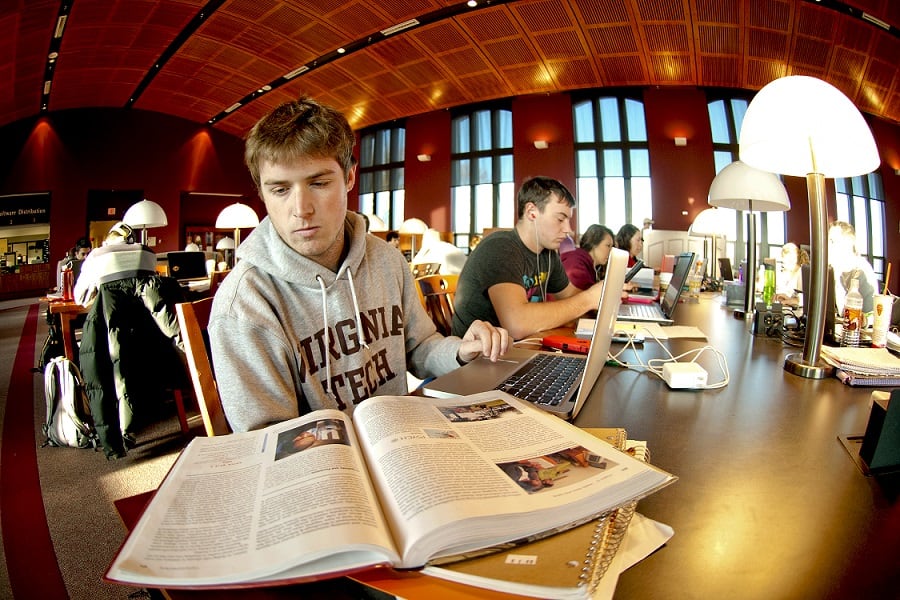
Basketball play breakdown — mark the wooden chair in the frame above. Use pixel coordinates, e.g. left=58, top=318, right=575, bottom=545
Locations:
left=175, top=298, right=231, bottom=436
left=411, top=262, right=440, bottom=278
left=208, top=269, right=229, bottom=295
left=416, top=274, right=458, bottom=336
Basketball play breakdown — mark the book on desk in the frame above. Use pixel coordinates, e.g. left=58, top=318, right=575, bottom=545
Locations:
left=104, top=391, right=674, bottom=591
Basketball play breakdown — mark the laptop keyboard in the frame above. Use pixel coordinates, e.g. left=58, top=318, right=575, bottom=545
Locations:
left=495, top=353, right=584, bottom=407
left=622, top=303, right=663, bottom=319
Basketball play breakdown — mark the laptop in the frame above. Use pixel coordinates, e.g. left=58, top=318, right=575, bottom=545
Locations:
left=166, top=251, right=209, bottom=282
left=617, top=251, right=695, bottom=325
left=422, top=248, right=630, bottom=421
left=718, top=257, right=735, bottom=282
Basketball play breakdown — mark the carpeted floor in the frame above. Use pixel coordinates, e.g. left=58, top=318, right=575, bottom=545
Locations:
left=0, top=297, right=190, bottom=600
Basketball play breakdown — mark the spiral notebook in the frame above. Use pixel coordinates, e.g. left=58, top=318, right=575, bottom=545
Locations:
left=422, top=428, right=641, bottom=599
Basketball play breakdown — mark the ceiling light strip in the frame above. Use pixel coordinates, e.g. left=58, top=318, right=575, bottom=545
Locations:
left=207, top=0, right=516, bottom=126
left=124, top=0, right=228, bottom=109
left=40, top=1, right=73, bottom=114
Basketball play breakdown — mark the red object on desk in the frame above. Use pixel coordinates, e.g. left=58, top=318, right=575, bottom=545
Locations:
left=542, top=335, right=591, bottom=354
left=625, top=293, right=657, bottom=304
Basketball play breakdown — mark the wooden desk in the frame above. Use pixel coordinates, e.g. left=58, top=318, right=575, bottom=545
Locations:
left=572, top=295, right=900, bottom=599
left=113, top=295, right=900, bottom=598
left=45, top=299, right=88, bottom=361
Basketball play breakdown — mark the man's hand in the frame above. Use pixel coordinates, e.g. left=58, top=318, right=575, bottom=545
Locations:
left=457, top=320, right=510, bottom=364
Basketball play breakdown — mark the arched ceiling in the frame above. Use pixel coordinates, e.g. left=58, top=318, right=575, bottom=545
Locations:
left=3, top=0, right=898, bottom=139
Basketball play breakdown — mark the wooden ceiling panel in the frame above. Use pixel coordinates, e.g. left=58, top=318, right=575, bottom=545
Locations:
left=570, top=0, right=630, bottom=26
left=533, top=30, right=589, bottom=60
left=502, top=64, right=554, bottom=93
left=3, top=0, right=900, bottom=133
left=458, top=7, right=520, bottom=41
left=697, top=24, right=740, bottom=55
left=700, top=55, right=742, bottom=87
left=482, top=38, right=538, bottom=68
left=585, top=25, right=640, bottom=55
left=552, top=57, right=602, bottom=88
left=598, top=55, right=647, bottom=85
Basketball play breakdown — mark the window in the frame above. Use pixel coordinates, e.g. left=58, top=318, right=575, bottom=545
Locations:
left=451, top=105, right=514, bottom=249
left=572, top=95, right=651, bottom=234
left=834, top=173, right=887, bottom=281
left=358, top=125, right=405, bottom=230
left=708, top=96, right=785, bottom=268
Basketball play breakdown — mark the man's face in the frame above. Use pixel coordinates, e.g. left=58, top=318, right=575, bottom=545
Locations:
left=74, top=247, right=91, bottom=260
left=258, top=155, right=356, bottom=270
left=534, top=194, right=574, bottom=251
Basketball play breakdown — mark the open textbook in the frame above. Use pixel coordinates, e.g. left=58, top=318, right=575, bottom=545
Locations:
left=105, top=391, right=675, bottom=590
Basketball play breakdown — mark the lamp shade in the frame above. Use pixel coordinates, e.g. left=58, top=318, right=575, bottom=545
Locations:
left=215, top=236, right=235, bottom=250
left=364, top=213, right=388, bottom=232
left=739, top=76, right=880, bottom=178
left=688, top=208, right=727, bottom=237
left=708, top=160, right=790, bottom=212
left=399, top=218, right=428, bottom=234
left=123, top=199, right=168, bottom=229
left=215, top=202, right=259, bottom=229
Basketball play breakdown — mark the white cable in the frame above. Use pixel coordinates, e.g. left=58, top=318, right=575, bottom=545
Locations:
left=607, top=326, right=730, bottom=389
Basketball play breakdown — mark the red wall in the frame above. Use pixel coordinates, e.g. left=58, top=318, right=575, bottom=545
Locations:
left=3, top=90, right=898, bottom=291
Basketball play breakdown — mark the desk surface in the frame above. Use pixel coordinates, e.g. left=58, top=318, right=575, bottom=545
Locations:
left=116, top=295, right=900, bottom=599
left=573, top=295, right=900, bottom=599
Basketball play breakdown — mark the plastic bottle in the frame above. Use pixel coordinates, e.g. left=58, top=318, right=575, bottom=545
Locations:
left=762, top=261, right=776, bottom=308
left=840, top=277, right=863, bottom=347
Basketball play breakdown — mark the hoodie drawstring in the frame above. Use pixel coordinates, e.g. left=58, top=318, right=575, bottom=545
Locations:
left=316, top=271, right=370, bottom=405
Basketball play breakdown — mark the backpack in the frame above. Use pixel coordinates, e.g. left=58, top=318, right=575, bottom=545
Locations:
left=37, top=308, right=65, bottom=372
left=42, top=356, right=99, bottom=450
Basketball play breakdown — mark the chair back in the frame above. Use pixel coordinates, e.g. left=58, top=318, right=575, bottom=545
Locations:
left=175, top=298, right=230, bottom=436
left=411, top=262, right=440, bottom=278
left=209, top=270, right=229, bottom=295
left=416, top=274, right=458, bottom=336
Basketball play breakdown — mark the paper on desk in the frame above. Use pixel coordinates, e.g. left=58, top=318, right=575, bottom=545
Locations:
left=592, top=512, right=674, bottom=600
left=612, top=321, right=707, bottom=341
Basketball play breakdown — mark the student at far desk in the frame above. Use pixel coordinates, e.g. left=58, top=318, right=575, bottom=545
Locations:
left=450, top=176, right=604, bottom=341
left=208, top=97, right=509, bottom=433
left=561, top=224, right=615, bottom=291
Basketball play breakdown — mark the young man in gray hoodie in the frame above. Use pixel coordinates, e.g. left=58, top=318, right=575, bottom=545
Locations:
left=209, top=97, right=509, bottom=432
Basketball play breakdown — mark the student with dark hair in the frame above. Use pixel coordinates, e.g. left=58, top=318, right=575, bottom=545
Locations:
left=386, top=230, right=400, bottom=249
left=615, top=224, right=643, bottom=267
left=561, top=224, right=615, bottom=290
left=451, top=176, right=604, bottom=340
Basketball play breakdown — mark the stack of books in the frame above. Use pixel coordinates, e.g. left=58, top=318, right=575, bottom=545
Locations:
left=821, top=346, right=900, bottom=387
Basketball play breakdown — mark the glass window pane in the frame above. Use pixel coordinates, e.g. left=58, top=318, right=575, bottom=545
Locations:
left=850, top=176, right=864, bottom=196
left=359, top=171, right=373, bottom=195
left=714, top=151, right=734, bottom=174
left=390, top=168, right=404, bottom=189
left=375, top=170, right=390, bottom=192
left=360, top=134, right=375, bottom=167
left=476, top=156, right=492, bottom=184
left=630, top=149, right=649, bottom=177
left=452, top=116, right=469, bottom=153
left=708, top=100, right=729, bottom=143
left=868, top=172, right=883, bottom=199
left=599, top=98, right=621, bottom=142
left=730, top=99, right=747, bottom=138
left=765, top=212, right=785, bottom=245
left=391, top=192, right=404, bottom=229
left=624, top=99, right=647, bottom=141
left=474, top=184, right=494, bottom=233
left=603, top=177, right=625, bottom=228
left=576, top=178, right=600, bottom=230
left=603, top=149, right=623, bottom=177
left=719, top=207, right=737, bottom=242
left=374, top=130, right=389, bottom=165
left=452, top=159, right=470, bottom=186
left=474, top=110, right=491, bottom=151
left=498, top=154, right=513, bottom=182
left=391, top=128, right=405, bottom=163
left=573, top=100, right=595, bottom=143
left=452, top=187, right=471, bottom=233
left=835, top=192, right=850, bottom=222
left=870, top=199, right=884, bottom=255
left=497, top=110, right=512, bottom=148
left=853, top=196, right=869, bottom=254
left=359, top=193, right=373, bottom=215
left=498, top=182, right=515, bottom=228
left=576, top=150, right=597, bottom=177
left=631, top=177, right=652, bottom=226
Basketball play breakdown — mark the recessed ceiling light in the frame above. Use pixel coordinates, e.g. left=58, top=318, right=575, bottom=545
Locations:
left=337, top=47, right=346, bottom=54
left=48, top=52, right=58, bottom=60
left=468, top=0, right=478, bottom=6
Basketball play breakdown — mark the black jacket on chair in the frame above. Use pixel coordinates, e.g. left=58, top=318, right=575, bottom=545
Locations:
left=79, top=275, right=186, bottom=458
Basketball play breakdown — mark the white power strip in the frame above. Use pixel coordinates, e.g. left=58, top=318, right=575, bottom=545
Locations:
left=661, top=362, right=708, bottom=389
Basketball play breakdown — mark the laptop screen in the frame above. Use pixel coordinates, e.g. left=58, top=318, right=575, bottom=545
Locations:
left=660, top=252, right=695, bottom=315
left=166, top=251, right=208, bottom=281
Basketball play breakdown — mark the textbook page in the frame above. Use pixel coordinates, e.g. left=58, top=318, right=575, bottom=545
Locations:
left=106, top=409, right=399, bottom=588
left=352, top=391, right=675, bottom=568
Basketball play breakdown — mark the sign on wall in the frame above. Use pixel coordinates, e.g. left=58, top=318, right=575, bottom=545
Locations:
left=0, top=192, right=51, bottom=226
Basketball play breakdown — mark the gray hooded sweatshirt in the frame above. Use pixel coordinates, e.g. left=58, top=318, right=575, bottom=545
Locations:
left=209, top=211, right=463, bottom=431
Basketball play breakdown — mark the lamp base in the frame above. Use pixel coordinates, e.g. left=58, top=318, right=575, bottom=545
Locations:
left=784, top=352, right=834, bottom=379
